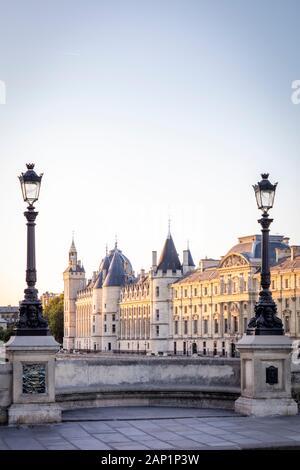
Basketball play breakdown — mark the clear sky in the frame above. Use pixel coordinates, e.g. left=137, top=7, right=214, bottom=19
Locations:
left=0, top=0, right=300, bottom=305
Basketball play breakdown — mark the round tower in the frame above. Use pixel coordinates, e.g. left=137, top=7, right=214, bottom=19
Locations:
left=150, top=231, right=183, bottom=355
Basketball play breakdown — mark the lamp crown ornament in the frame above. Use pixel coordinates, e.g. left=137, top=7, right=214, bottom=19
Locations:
left=26, top=163, right=35, bottom=170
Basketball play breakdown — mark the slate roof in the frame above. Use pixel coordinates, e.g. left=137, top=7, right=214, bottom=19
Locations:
left=174, top=268, right=218, bottom=285
left=99, top=255, right=110, bottom=272
left=187, top=248, right=195, bottom=267
left=157, top=234, right=182, bottom=273
left=103, top=250, right=126, bottom=287
left=94, top=271, right=103, bottom=289
left=225, top=235, right=289, bottom=266
left=271, top=255, right=300, bottom=272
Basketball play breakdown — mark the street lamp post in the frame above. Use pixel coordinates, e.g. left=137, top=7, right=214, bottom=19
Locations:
left=247, top=173, right=284, bottom=336
left=15, top=163, right=48, bottom=336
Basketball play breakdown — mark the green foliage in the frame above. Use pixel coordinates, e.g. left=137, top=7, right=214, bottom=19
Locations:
left=43, top=294, right=64, bottom=344
left=0, top=325, right=14, bottom=343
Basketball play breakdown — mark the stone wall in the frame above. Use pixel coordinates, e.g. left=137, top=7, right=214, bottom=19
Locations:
left=0, top=363, right=12, bottom=424
left=55, top=356, right=241, bottom=410
left=292, top=362, right=300, bottom=404
left=1, top=356, right=300, bottom=423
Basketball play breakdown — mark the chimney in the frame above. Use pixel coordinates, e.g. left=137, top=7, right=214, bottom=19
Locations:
left=140, top=268, right=145, bottom=278
left=291, top=246, right=300, bottom=261
left=152, top=251, right=157, bottom=269
left=275, top=247, right=290, bottom=263
left=182, top=250, right=189, bottom=274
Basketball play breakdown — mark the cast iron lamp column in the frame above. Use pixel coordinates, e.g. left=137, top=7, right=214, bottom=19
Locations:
left=15, top=163, right=49, bottom=336
left=247, top=173, right=284, bottom=335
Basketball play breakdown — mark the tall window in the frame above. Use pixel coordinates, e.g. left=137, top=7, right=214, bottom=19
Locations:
left=285, top=299, right=290, bottom=309
left=194, top=305, right=197, bottom=313
left=285, top=316, right=290, bottom=333
left=194, top=288, right=197, bottom=296
left=175, top=306, right=178, bottom=315
left=233, top=316, right=238, bottom=333
left=156, top=309, right=159, bottom=321
left=204, top=305, right=207, bottom=313
left=285, top=279, right=289, bottom=289
left=112, top=314, right=115, bottom=321
left=214, top=319, right=218, bottom=334
left=104, top=324, right=107, bottom=333
left=224, top=318, right=228, bottom=333
left=203, top=319, right=208, bottom=334
left=184, top=306, right=187, bottom=314
left=156, top=286, right=160, bottom=297
left=214, top=285, right=218, bottom=295
left=193, top=319, right=198, bottom=334
left=156, top=325, right=159, bottom=337
left=184, top=320, right=188, bottom=334
left=204, top=287, right=208, bottom=295
left=184, top=289, right=188, bottom=297
left=174, top=321, right=178, bottom=335
left=112, top=324, right=116, bottom=333
left=92, top=325, right=95, bottom=333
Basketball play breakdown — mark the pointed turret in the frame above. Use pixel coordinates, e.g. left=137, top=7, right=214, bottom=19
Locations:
left=187, top=250, right=195, bottom=267
left=69, top=235, right=77, bottom=270
left=103, top=250, right=126, bottom=287
left=157, top=232, right=181, bottom=273
left=95, top=253, right=111, bottom=289
left=182, top=242, right=195, bottom=274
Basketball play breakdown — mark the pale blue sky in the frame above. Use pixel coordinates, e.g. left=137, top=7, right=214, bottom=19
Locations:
left=0, top=0, right=300, bottom=304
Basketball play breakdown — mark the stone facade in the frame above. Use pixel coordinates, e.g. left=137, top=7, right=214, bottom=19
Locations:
left=63, top=233, right=300, bottom=356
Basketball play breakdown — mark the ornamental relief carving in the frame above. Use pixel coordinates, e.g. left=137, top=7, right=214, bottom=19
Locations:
left=221, top=255, right=247, bottom=268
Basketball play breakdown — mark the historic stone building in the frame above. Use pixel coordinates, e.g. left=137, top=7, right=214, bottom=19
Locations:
left=63, top=232, right=300, bottom=356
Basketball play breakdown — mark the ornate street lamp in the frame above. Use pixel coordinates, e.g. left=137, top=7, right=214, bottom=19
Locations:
left=15, top=163, right=49, bottom=336
left=247, top=173, right=284, bottom=335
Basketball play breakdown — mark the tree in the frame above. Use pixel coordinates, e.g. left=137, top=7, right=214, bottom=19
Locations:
left=0, top=325, right=14, bottom=343
left=43, top=294, right=64, bottom=344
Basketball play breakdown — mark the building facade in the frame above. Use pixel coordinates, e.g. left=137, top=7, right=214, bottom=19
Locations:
left=63, top=233, right=300, bottom=355
left=0, top=306, right=19, bottom=330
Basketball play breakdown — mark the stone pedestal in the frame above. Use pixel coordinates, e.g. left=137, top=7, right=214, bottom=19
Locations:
left=235, top=335, right=298, bottom=417
left=5, top=335, right=62, bottom=425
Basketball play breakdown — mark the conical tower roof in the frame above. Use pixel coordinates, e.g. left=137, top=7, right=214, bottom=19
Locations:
left=103, top=250, right=126, bottom=287
left=69, top=236, right=76, bottom=253
left=157, top=233, right=182, bottom=273
left=187, top=248, right=195, bottom=267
